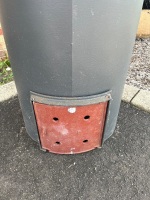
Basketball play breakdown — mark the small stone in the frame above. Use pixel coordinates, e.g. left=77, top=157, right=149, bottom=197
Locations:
left=6, top=67, right=11, bottom=71
left=147, top=75, right=150, bottom=81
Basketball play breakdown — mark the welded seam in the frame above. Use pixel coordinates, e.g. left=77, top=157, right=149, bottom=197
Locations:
left=71, top=0, right=73, bottom=96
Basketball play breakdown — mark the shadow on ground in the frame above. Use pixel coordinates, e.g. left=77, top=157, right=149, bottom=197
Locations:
left=0, top=97, right=150, bottom=200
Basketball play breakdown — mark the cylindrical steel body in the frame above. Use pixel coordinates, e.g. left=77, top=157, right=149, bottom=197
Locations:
left=0, top=1, right=143, bottom=148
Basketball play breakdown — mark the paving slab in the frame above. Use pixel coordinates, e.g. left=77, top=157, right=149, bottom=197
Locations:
left=0, top=81, right=17, bottom=102
left=122, top=84, right=139, bottom=103
left=131, top=89, right=150, bottom=113
left=136, top=10, right=150, bottom=38
left=0, top=97, right=150, bottom=200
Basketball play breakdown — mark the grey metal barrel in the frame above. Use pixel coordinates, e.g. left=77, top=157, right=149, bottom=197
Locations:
left=0, top=0, right=143, bottom=154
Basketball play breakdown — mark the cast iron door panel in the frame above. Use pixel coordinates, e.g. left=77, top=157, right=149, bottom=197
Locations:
left=33, top=102, right=108, bottom=154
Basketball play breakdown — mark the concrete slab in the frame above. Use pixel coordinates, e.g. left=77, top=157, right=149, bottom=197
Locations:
left=137, top=10, right=150, bottom=38
left=122, top=84, right=139, bottom=103
left=0, top=81, right=17, bottom=102
left=0, top=97, right=150, bottom=200
left=131, top=89, right=150, bottom=113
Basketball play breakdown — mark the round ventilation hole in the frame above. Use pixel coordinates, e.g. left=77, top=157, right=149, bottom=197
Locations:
left=55, top=141, right=60, bottom=145
left=83, top=140, right=88, bottom=143
left=84, top=115, right=90, bottom=120
left=53, top=117, right=59, bottom=121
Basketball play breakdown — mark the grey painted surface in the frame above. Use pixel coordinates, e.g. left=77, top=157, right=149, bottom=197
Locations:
left=0, top=0, right=143, bottom=143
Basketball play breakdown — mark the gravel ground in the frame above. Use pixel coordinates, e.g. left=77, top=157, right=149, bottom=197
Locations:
left=126, top=38, right=150, bottom=91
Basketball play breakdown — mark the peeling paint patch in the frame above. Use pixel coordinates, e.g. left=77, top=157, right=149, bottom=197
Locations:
left=52, top=124, right=68, bottom=135
left=68, top=107, right=76, bottom=113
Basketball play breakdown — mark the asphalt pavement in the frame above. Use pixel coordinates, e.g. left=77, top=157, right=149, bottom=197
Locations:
left=0, top=97, right=150, bottom=200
